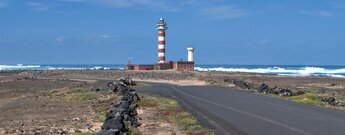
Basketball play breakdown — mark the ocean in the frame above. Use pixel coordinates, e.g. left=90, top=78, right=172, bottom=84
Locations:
left=1, top=64, right=345, bottom=78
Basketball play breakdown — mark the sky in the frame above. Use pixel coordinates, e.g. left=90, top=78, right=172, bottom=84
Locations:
left=0, top=0, right=344, bottom=65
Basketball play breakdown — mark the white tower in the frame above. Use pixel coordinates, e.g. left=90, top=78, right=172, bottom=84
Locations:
left=157, top=17, right=168, bottom=63
left=187, top=47, right=194, bottom=62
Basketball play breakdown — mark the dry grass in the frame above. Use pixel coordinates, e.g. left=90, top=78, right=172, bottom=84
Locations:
left=134, top=82, right=152, bottom=88
left=286, top=93, right=328, bottom=106
left=65, top=92, right=98, bottom=101
left=139, top=94, right=214, bottom=134
left=73, top=132, right=95, bottom=135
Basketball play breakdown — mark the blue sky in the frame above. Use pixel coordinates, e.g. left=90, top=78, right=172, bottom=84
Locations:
left=0, top=0, right=344, bottom=65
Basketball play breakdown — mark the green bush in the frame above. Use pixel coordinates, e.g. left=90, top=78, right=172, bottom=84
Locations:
left=139, top=95, right=213, bottom=134
left=158, top=98, right=178, bottom=110
left=138, top=96, right=158, bottom=107
left=287, top=93, right=327, bottom=106
left=175, top=111, right=203, bottom=131
left=96, top=111, right=107, bottom=122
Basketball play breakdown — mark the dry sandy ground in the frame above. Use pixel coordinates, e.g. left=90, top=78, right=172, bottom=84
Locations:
left=133, top=78, right=206, bottom=86
left=2, top=70, right=345, bottom=134
left=28, top=70, right=345, bottom=101
left=0, top=72, right=105, bottom=134
left=137, top=107, right=186, bottom=135
left=0, top=71, right=190, bottom=135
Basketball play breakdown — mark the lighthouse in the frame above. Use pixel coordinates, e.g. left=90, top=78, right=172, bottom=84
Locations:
left=157, top=17, right=168, bottom=63
left=124, top=17, right=194, bottom=71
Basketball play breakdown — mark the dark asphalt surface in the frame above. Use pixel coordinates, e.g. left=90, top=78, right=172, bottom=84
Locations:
left=136, top=82, right=345, bottom=135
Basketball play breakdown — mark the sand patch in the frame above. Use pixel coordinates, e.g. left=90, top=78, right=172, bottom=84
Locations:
left=68, top=78, right=97, bottom=83
left=305, top=83, right=345, bottom=89
left=137, top=107, right=185, bottom=135
left=133, top=78, right=206, bottom=86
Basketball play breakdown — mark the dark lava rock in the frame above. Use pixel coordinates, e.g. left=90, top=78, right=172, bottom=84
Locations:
left=101, top=113, right=125, bottom=131
left=232, top=80, right=254, bottom=90
left=321, top=97, right=337, bottom=106
left=232, top=79, right=296, bottom=97
left=97, top=129, right=122, bottom=135
left=295, top=91, right=305, bottom=96
left=277, top=88, right=293, bottom=96
left=97, top=78, right=140, bottom=135
left=258, top=83, right=269, bottom=93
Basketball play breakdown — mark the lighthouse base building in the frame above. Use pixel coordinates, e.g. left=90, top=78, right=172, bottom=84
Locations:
left=124, top=18, right=195, bottom=71
left=124, top=61, right=194, bottom=71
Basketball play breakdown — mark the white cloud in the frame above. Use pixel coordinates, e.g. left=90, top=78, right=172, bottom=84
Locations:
left=98, top=0, right=135, bottom=8
left=201, top=5, right=251, bottom=20
left=258, top=38, right=270, bottom=45
left=0, top=1, right=8, bottom=8
left=58, top=0, right=254, bottom=16
left=60, top=0, right=87, bottom=2
left=60, top=0, right=180, bottom=12
left=99, top=34, right=120, bottom=39
left=53, top=35, right=123, bottom=45
left=106, top=0, right=181, bottom=12
left=100, top=34, right=111, bottom=38
left=300, top=10, right=334, bottom=17
left=329, top=0, right=345, bottom=9
left=26, top=2, right=50, bottom=12
left=58, top=0, right=252, bottom=18
left=55, top=37, right=65, bottom=45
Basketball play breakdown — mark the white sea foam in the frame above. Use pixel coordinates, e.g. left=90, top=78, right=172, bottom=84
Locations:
left=47, top=67, right=88, bottom=70
left=297, top=67, right=345, bottom=74
left=0, top=64, right=120, bottom=70
left=47, top=67, right=114, bottom=70
left=0, top=64, right=40, bottom=70
left=328, top=74, right=345, bottom=78
left=92, top=66, right=111, bottom=70
left=194, top=66, right=345, bottom=78
left=194, top=67, right=297, bottom=74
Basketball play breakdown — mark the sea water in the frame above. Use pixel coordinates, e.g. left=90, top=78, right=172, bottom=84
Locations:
left=0, top=64, right=345, bottom=78
left=0, top=64, right=123, bottom=70
left=195, top=65, right=345, bottom=78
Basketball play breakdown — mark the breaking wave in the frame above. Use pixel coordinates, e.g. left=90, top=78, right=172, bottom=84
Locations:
left=1, top=64, right=345, bottom=78
left=0, top=64, right=41, bottom=70
left=0, top=64, right=122, bottom=70
left=194, top=66, right=345, bottom=78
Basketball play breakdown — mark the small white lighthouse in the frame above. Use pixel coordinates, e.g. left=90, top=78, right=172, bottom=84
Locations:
left=157, top=17, right=168, bottom=63
left=187, top=47, right=194, bottom=62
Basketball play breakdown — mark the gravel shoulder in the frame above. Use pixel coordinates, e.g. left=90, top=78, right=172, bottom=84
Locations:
left=0, top=72, right=115, bottom=134
left=28, top=70, right=345, bottom=110
left=0, top=71, right=212, bottom=135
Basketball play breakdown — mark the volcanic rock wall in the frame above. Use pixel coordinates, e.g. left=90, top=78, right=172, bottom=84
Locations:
left=97, top=78, right=140, bottom=135
left=227, top=79, right=345, bottom=107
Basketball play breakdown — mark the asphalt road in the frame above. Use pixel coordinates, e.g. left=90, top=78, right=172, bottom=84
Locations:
left=136, top=82, right=345, bottom=135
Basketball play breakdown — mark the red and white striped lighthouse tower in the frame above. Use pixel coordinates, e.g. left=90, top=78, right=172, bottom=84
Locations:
left=156, top=17, right=168, bottom=63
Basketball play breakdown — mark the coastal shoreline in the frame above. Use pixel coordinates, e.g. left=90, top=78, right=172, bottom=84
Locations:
left=1, top=70, right=345, bottom=134
left=26, top=70, right=345, bottom=108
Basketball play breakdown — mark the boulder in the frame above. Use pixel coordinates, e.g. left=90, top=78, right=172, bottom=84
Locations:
left=321, top=97, right=336, bottom=105
left=295, top=91, right=305, bottom=96
left=232, top=80, right=254, bottom=89
left=97, top=129, right=122, bottom=135
left=258, top=83, right=269, bottom=93
left=101, top=113, right=125, bottom=131
left=278, top=89, right=293, bottom=96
